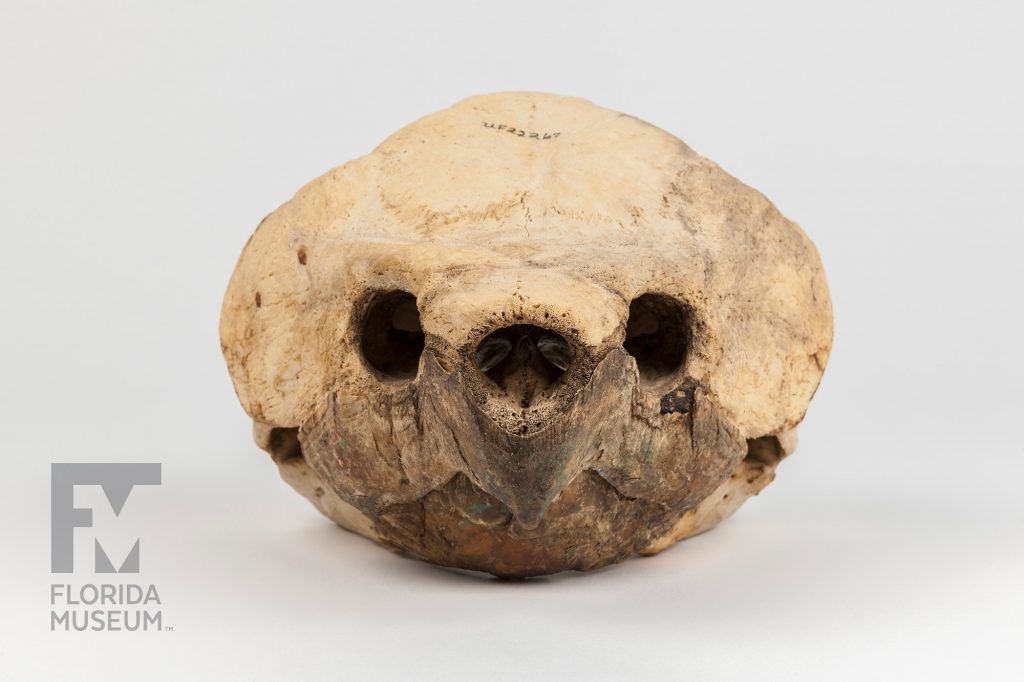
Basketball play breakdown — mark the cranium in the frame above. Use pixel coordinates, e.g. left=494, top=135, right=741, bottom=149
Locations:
left=220, top=92, right=833, bottom=577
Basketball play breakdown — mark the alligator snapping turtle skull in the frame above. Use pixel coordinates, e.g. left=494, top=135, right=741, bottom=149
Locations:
left=220, top=92, right=833, bottom=577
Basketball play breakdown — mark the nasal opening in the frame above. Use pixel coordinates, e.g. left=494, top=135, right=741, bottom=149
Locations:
left=474, top=325, right=572, bottom=408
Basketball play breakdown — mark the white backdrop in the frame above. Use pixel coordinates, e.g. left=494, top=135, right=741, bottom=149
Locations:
left=1, top=1, right=1021, bottom=680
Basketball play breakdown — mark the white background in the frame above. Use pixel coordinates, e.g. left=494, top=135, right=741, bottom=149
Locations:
left=2, top=1, right=1022, bottom=679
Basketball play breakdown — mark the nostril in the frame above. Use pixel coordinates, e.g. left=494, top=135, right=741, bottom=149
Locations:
left=536, top=335, right=571, bottom=371
left=474, top=324, right=572, bottom=391
left=475, top=336, right=512, bottom=373
left=516, top=336, right=533, bottom=363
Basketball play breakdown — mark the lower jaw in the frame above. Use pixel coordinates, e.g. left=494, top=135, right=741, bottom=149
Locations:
left=373, top=469, right=680, bottom=578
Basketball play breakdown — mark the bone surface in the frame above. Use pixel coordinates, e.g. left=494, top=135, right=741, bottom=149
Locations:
left=220, top=92, right=833, bottom=577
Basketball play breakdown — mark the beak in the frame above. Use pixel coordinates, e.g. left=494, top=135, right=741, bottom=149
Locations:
left=421, top=349, right=636, bottom=530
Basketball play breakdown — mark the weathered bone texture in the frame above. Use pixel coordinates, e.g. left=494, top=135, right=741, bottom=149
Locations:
left=221, top=92, right=833, bottom=577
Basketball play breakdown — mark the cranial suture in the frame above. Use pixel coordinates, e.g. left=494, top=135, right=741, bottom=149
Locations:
left=220, top=92, right=833, bottom=577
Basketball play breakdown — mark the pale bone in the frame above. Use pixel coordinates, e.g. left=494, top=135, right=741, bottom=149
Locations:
left=221, top=92, right=833, bottom=577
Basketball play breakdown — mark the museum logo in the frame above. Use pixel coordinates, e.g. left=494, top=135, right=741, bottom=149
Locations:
left=50, top=463, right=166, bottom=632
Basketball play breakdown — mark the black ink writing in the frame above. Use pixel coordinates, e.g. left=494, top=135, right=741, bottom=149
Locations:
left=482, top=122, right=560, bottom=140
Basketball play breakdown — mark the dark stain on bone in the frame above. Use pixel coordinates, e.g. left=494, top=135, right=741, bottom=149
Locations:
left=660, top=380, right=697, bottom=414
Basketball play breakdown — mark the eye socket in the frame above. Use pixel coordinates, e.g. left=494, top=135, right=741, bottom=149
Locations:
left=624, top=293, right=690, bottom=386
left=359, top=290, right=424, bottom=381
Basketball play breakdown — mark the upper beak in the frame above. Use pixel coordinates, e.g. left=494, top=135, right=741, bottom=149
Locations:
left=423, top=349, right=635, bottom=530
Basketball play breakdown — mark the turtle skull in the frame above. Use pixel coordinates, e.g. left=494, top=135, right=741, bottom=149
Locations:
left=220, top=92, right=833, bottom=577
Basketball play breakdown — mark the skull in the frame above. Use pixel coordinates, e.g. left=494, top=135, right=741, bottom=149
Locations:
left=220, top=92, right=833, bottom=577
